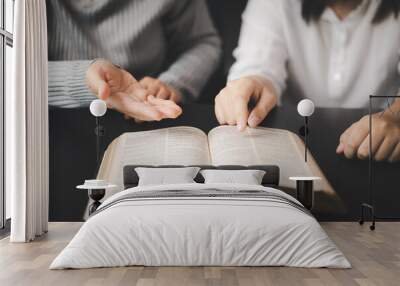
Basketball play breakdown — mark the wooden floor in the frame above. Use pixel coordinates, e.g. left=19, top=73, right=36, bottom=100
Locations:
left=0, top=222, right=399, bottom=286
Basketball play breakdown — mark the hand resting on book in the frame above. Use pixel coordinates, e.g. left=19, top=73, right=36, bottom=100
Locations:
left=214, top=75, right=278, bottom=131
left=86, top=59, right=182, bottom=121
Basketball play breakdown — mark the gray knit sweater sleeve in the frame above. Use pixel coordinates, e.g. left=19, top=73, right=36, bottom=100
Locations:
left=158, top=0, right=222, bottom=100
left=48, top=60, right=95, bottom=108
left=47, top=0, right=221, bottom=107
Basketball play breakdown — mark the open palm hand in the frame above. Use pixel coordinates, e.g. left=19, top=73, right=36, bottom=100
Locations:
left=86, top=59, right=182, bottom=121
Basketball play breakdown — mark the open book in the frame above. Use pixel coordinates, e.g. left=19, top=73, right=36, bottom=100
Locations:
left=98, top=126, right=342, bottom=213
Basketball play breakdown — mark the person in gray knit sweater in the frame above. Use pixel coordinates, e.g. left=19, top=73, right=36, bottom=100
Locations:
left=47, top=0, right=221, bottom=121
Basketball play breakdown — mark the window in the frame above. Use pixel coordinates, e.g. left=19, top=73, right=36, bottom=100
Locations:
left=0, top=0, right=14, bottom=231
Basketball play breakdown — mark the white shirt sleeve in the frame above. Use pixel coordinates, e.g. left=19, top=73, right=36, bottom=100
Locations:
left=228, top=0, right=288, bottom=97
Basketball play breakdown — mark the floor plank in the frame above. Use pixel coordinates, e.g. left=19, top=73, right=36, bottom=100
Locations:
left=0, top=222, right=399, bottom=286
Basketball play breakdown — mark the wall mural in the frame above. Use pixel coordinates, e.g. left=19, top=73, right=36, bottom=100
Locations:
left=47, top=0, right=400, bottom=222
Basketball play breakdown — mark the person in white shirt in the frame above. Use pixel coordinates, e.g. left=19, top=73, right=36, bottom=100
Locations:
left=215, top=0, right=400, bottom=162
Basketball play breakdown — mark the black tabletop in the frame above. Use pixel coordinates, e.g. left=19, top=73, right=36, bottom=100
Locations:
left=49, top=103, right=400, bottom=221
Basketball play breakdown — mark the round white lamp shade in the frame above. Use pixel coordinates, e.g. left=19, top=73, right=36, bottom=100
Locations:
left=297, top=99, right=315, bottom=117
left=90, top=99, right=107, bottom=117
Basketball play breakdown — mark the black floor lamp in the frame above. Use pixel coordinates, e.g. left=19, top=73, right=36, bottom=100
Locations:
left=359, top=94, right=400, bottom=231
left=289, top=99, right=320, bottom=211
left=77, top=99, right=113, bottom=215
left=90, top=99, right=107, bottom=172
left=297, top=99, right=315, bottom=162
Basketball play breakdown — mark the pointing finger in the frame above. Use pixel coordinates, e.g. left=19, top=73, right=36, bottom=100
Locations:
left=248, top=91, right=276, bottom=128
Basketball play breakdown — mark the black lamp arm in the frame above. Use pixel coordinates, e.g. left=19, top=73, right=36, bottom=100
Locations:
left=94, top=117, right=105, bottom=174
left=304, top=116, right=309, bottom=163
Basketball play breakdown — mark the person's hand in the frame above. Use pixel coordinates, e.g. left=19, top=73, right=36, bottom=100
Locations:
left=139, top=77, right=182, bottom=103
left=336, top=112, right=400, bottom=162
left=86, top=60, right=182, bottom=121
left=214, top=76, right=278, bottom=131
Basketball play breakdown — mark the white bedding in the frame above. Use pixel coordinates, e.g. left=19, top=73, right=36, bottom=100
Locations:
left=50, top=183, right=350, bottom=269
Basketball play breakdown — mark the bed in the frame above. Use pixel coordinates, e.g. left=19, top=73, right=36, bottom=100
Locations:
left=50, top=165, right=350, bottom=269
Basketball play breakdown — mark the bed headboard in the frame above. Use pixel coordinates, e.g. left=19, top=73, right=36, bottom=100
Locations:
left=123, top=165, right=280, bottom=189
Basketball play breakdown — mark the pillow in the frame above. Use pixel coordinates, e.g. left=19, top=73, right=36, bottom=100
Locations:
left=200, top=169, right=266, bottom=185
left=135, top=167, right=201, bottom=186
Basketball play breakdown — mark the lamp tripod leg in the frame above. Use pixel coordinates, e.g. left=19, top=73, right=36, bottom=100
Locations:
left=359, top=203, right=375, bottom=231
left=370, top=207, right=376, bottom=231
left=359, top=204, right=364, bottom=225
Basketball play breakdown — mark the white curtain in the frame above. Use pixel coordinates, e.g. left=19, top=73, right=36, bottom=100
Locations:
left=7, top=0, right=49, bottom=242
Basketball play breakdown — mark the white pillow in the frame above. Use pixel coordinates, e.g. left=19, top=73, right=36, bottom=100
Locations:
left=135, top=167, right=201, bottom=186
left=200, top=169, right=266, bottom=185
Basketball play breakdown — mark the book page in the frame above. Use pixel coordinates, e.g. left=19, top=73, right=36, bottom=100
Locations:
left=208, top=126, right=328, bottom=191
left=98, top=126, right=210, bottom=196
left=208, top=126, right=343, bottom=214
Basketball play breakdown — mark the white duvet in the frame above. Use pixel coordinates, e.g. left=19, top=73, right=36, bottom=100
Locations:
left=50, top=183, right=350, bottom=269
